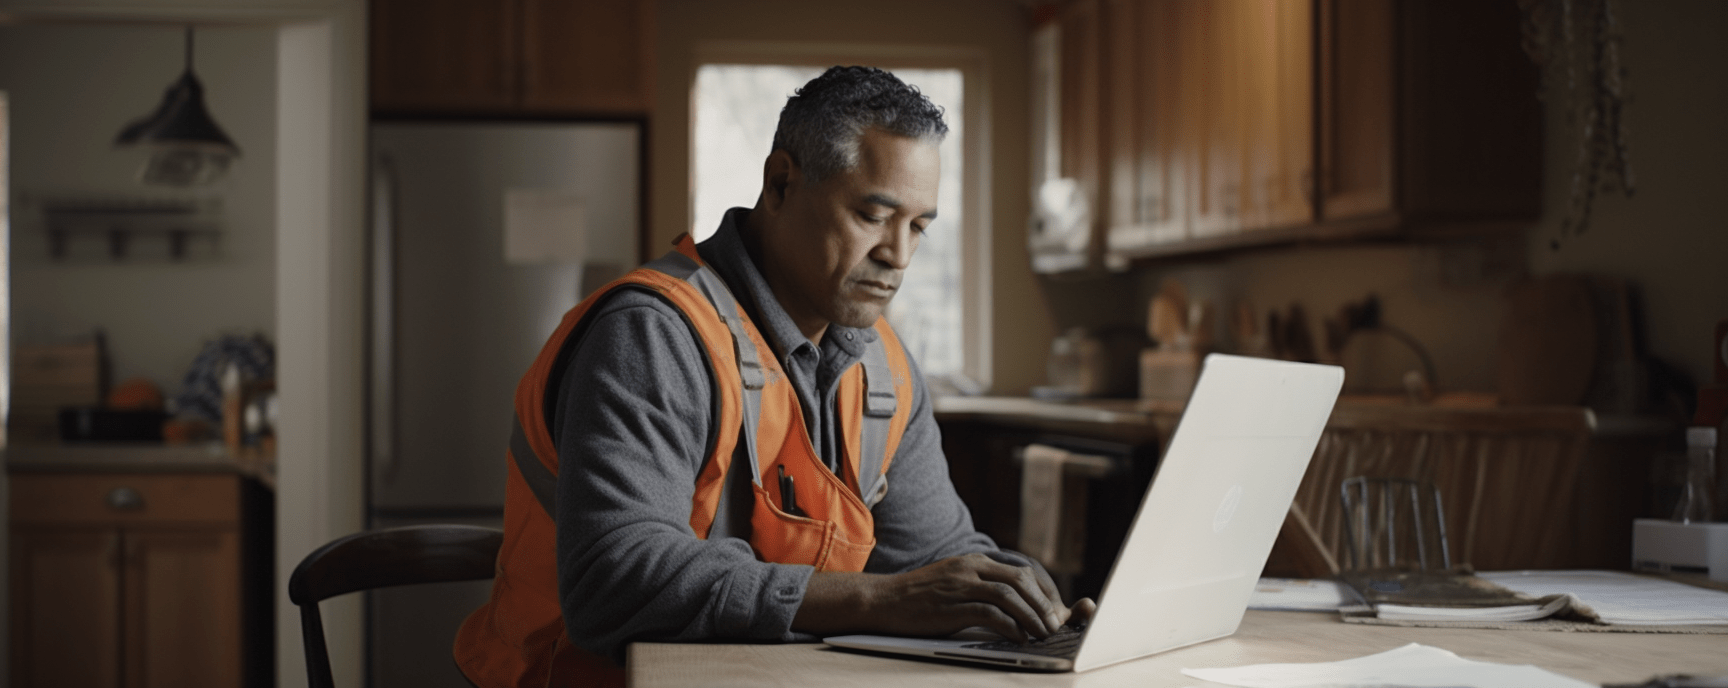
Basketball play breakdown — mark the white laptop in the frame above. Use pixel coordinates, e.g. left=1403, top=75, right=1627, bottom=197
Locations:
left=825, top=354, right=1344, bottom=672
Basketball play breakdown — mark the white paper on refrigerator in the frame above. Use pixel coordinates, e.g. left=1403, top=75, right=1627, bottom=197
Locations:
left=505, top=188, right=587, bottom=264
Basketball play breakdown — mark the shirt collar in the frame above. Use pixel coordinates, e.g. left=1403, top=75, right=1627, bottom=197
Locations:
left=694, top=208, right=876, bottom=361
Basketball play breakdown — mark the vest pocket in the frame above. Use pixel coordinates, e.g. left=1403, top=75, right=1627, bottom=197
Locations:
left=822, top=528, right=876, bottom=573
left=749, top=482, right=832, bottom=568
left=748, top=483, right=876, bottom=572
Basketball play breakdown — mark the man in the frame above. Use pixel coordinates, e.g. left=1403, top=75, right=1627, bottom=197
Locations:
left=455, top=66, right=1091, bottom=688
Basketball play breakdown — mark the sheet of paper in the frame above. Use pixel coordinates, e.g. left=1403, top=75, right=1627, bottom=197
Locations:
left=1480, top=570, right=1728, bottom=625
left=504, top=188, right=587, bottom=264
left=1249, top=578, right=1349, bottom=612
left=1182, top=642, right=1594, bottom=688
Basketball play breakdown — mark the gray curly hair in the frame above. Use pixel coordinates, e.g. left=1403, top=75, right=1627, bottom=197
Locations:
left=771, top=66, right=948, bottom=184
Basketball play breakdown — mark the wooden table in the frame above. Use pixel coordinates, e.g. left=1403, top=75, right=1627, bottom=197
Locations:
left=628, top=610, right=1728, bottom=688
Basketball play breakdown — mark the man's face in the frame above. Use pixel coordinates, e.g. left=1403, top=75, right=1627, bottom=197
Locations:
left=757, top=128, right=940, bottom=343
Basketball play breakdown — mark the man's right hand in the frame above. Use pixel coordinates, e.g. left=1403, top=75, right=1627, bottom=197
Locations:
left=791, top=553, right=1092, bottom=642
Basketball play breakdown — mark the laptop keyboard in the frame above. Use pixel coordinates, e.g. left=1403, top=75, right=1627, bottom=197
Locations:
left=962, top=625, right=1086, bottom=658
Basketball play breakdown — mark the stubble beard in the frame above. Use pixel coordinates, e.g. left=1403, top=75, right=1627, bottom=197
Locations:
left=827, top=293, right=891, bottom=330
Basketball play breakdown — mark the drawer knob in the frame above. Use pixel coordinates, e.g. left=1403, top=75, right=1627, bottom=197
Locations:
left=107, top=487, right=145, bottom=511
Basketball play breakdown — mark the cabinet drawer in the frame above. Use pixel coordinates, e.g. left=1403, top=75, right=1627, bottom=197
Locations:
left=11, top=473, right=240, bottom=526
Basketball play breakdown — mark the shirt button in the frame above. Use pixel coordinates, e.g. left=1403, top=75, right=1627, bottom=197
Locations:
left=844, top=332, right=853, bottom=341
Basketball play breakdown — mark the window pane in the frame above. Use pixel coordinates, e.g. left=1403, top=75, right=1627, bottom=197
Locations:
left=691, top=65, right=965, bottom=379
left=691, top=65, right=823, bottom=242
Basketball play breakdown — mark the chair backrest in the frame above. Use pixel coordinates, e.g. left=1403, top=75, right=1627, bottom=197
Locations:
left=288, top=524, right=503, bottom=688
left=1339, top=477, right=1451, bottom=571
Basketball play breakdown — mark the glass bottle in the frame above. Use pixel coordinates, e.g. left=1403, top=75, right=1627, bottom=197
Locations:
left=1673, top=427, right=1718, bottom=524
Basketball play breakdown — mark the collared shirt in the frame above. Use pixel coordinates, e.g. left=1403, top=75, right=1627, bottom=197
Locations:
left=545, top=207, right=1004, bottom=664
left=695, top=207, right=877, bottom=472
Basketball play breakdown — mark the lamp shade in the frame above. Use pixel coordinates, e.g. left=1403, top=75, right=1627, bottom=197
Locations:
left=115, top=69, right=239, bottom=154
left=116, top=27, right=240, bottom=187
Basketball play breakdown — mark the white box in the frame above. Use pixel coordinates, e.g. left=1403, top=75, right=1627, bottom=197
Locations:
left=1632, top=518, right=1728, bottom=582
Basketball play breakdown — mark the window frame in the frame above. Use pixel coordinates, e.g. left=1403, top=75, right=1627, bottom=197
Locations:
left=688, top=41, right=994, bottom=391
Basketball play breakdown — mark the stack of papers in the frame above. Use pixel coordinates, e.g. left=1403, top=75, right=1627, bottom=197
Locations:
left=1375, top=594, right=1576, bottom=623
left=1182, top=642, right=1594, bottom=688
left=1480, top=570, right=1728, bottom=626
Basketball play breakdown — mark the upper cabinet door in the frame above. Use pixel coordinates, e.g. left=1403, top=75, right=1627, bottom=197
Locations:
left=371, top=0, right=520, bottom=114
left=371, top=0, right=654, bottom=117
left=1263, top=0, right=1315, bottom=230
left=1103, top=0, right=1189, bottom=255
left=519, top=0, right=655, bottom=115
left=1317, top=0, right=1396, bottom=222
left=1318, top=0, right=1541, bottom=225
left=1059, top=0, right=1106, bottom=269
left=1187, top=0, right=1242, bottom=239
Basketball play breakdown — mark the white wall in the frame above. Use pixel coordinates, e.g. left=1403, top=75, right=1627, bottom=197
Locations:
left=0, top=23, right=278, bottom=394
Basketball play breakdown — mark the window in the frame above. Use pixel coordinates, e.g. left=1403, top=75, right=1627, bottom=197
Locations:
left=692, top=61, right=985, bottom=390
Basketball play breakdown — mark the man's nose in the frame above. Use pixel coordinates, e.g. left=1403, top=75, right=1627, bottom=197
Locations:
left=871, top=222, right=917, bottom=271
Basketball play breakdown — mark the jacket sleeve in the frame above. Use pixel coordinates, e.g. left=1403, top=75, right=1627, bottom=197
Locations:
left=860, top=352, right=1008, bottom=574
left=551, top=290, right=812, bottom=665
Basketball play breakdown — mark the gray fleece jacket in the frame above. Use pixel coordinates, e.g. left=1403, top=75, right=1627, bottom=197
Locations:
left=549, top=208, right=1010, bottom=665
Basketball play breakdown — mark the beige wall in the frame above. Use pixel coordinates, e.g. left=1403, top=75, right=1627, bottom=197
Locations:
left=653, top=0, right=1055, bottom=393
left=1526, top=0, right=1728, bottom=387
left=1117, top=0, right=1727, bottom=395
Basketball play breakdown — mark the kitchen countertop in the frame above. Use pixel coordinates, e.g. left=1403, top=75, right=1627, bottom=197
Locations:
left=5, top=442, right=277, bottom=490
left=933, top=394, right=1675, bottom=439
left=932, top=395, right=1180, bottom=426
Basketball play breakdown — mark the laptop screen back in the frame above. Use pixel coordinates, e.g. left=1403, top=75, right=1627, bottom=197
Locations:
left=1072, top=354, right=1342, bottom=671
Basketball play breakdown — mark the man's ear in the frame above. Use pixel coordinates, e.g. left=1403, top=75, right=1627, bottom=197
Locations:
left=760, top=150, right=800, bottom=213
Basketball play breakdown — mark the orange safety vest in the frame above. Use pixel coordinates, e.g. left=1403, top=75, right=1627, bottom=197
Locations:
left=454, top=236, right=915, bottom=688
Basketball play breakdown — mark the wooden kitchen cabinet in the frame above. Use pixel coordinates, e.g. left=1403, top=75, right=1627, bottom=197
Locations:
left=1054, top=0, right=1106, bottom=271
left=9, top=472, right=270, bottom=688
left=10, top=529, right=121, bottom=687
left=1046, top=0, right=1539, bottom=269
left=369, top=0, right=519, bottom=113
left=1316, top=0, right=1541, bottom=229
left=371, top=0, right=654, bottom=116
left=1093, top=0, right=1314, bottom=262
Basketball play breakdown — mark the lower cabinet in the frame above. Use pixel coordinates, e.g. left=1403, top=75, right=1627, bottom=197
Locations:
left=9, top=471, right=271, bottom=688
left=936, top=413, right=1164, bottom=602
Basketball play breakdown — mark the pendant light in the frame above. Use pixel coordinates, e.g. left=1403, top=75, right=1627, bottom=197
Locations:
left=115, top=26, right=240, bottom=187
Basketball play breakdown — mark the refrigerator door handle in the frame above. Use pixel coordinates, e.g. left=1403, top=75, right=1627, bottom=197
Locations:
left=371, top=151, right=401, bottom=487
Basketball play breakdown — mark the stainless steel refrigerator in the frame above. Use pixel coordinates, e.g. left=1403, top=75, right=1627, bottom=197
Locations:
left=367, top=122, right=641, bottom=687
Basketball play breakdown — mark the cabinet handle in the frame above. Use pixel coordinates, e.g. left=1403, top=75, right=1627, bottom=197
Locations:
left=107, top=486, right=145, bottom=511
left=372, top=152, right=401, bottom=487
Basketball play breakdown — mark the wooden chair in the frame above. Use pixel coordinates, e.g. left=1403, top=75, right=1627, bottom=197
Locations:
left=288, top=525, right=503, bottom=688
left=1275, top=403, right=1598, bottom=578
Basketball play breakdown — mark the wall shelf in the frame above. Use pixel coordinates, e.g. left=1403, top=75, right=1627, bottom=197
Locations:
left=39, top=196, right=224, bottom=261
